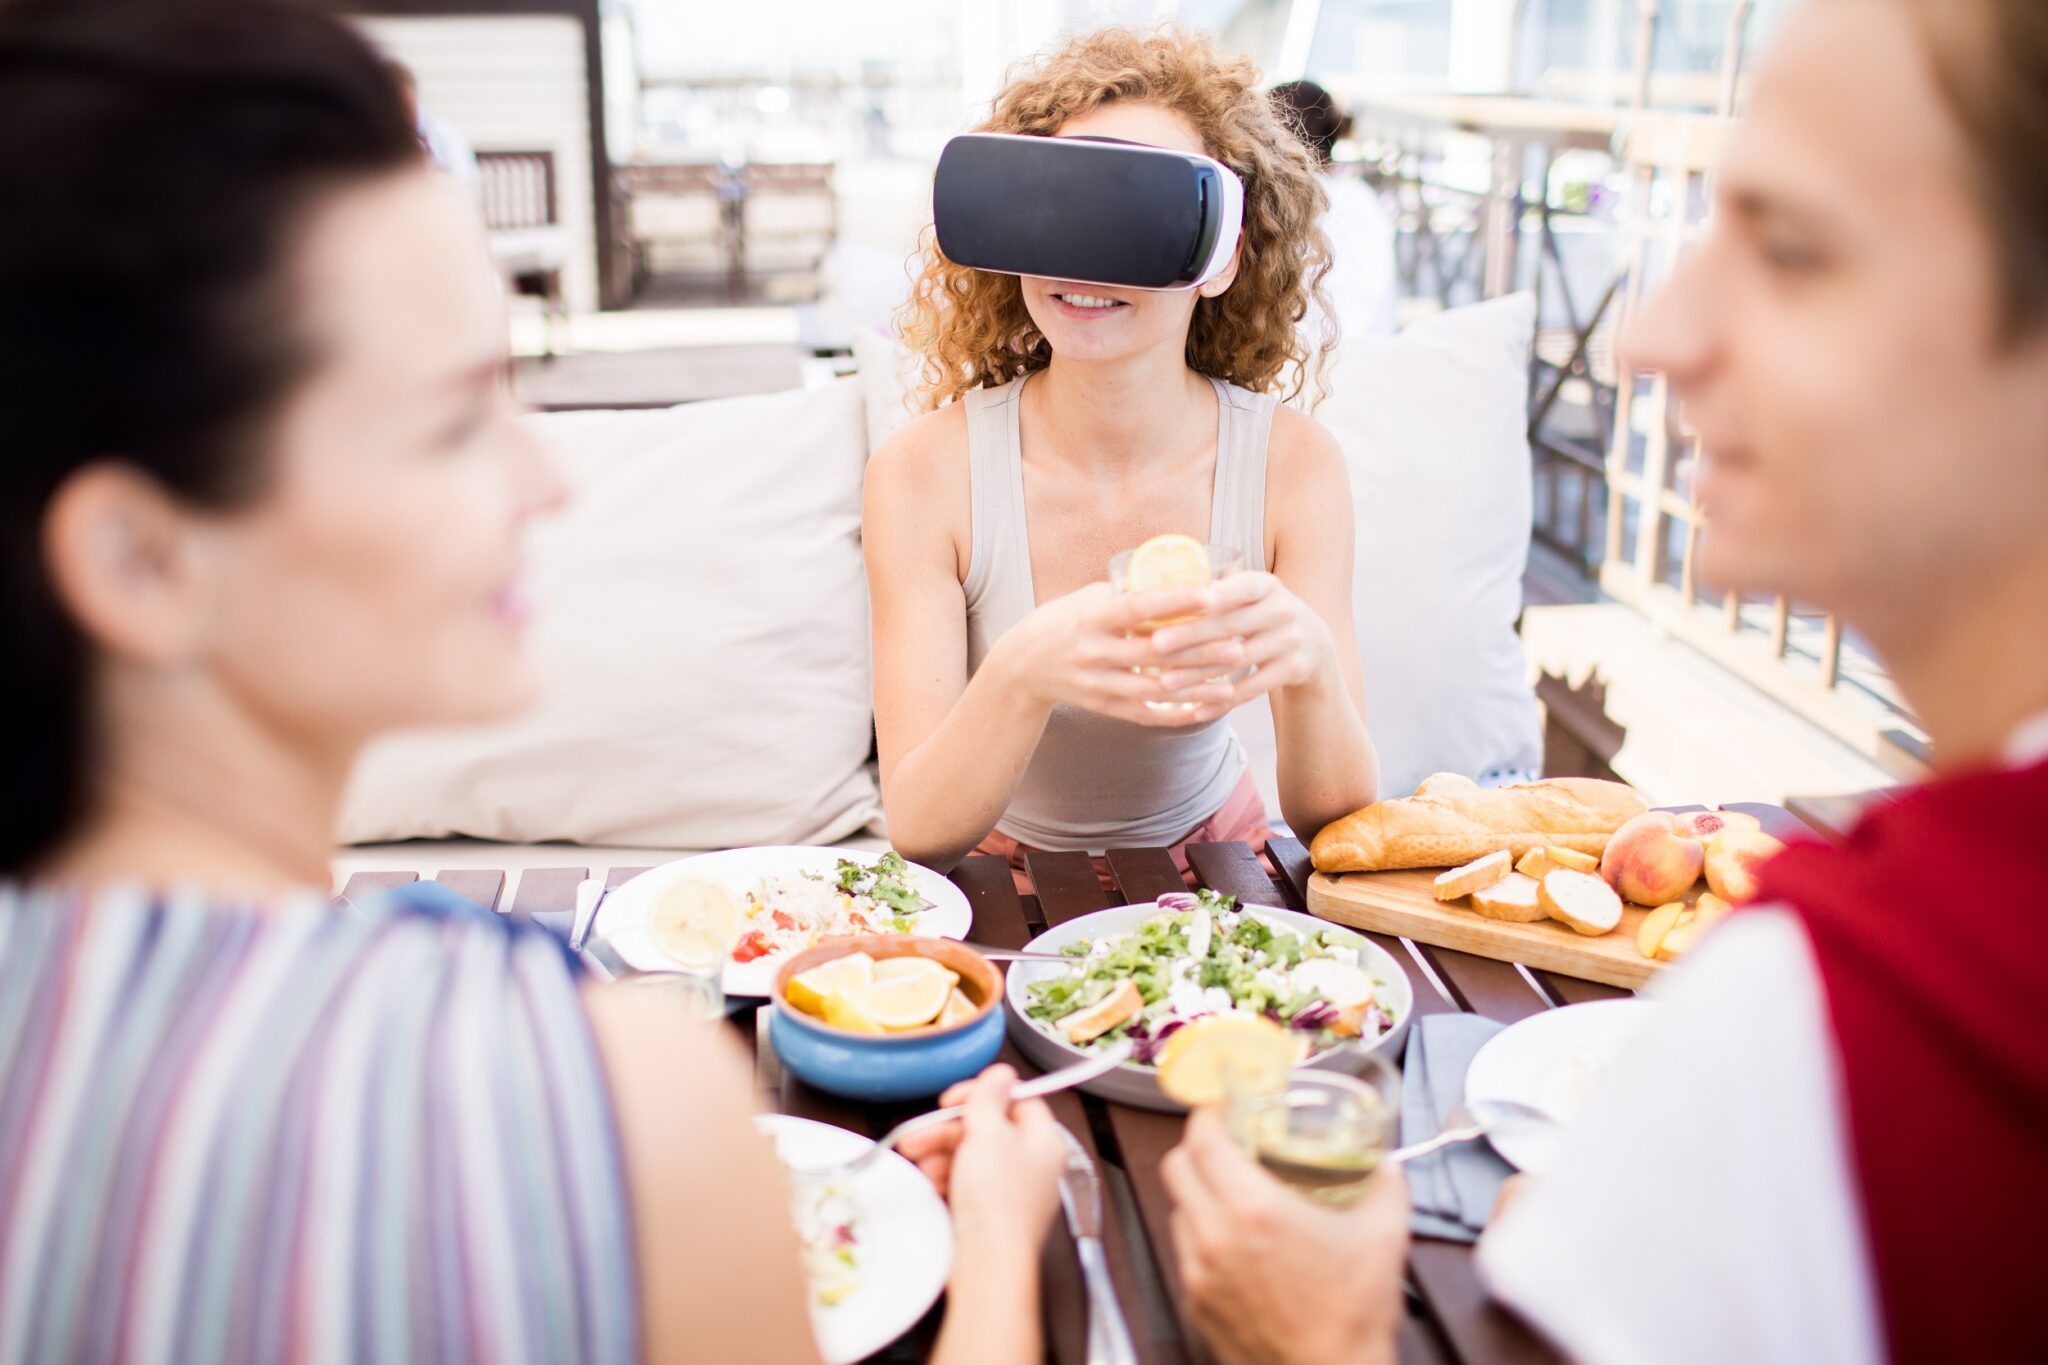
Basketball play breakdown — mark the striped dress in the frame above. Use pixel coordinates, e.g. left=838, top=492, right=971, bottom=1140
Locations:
left=0, top=880, right=638, bottom=1365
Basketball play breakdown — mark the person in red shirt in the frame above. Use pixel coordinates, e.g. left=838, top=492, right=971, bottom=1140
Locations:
left=1155, top=1, right=2048, bottom=1361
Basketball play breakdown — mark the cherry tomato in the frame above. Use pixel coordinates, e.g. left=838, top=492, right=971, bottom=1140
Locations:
left=732, top=931, right=774, bottom=963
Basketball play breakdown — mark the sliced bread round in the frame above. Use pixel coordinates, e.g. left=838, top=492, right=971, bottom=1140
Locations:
left=1539, top=869, right=1624, bottom=936
left=1469, top=872, right=1546, bottom=922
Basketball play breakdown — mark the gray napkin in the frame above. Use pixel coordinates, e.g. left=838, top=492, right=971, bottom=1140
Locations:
left=1399, top=1012, right=1515, bottom=1242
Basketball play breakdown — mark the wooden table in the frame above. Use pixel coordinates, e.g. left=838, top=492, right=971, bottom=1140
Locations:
left=340, top=809, right=1809, bottom=1363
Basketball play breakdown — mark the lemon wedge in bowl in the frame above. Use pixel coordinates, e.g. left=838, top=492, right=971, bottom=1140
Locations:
left=1156, top=1013, right=1306, bottom=1108
left=786, top=952, right=877, bottom=1019
left=829, top=956, right=958, bottom=1032
left=650, top=878, right=741, bottom=969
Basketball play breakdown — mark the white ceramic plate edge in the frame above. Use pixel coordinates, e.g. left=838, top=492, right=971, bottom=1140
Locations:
left=598, top=847, right=973, bottom=996
left=1462, top=997, right=1656, bottom=1173
left=756, top=1114, right=953, bottom=1364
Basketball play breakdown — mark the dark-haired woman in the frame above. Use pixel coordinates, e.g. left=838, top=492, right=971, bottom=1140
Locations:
left=0, top=2, right=1063, bottom=1361
left=1135, top=1, right=2048, bottom=1361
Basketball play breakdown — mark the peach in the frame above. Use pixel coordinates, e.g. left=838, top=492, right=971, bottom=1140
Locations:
left=1703, top=829, right=1786, bottom=904
left=1599, top=811, right=1706, bottom=906
left=1681, top=808, right=1763, bottom=840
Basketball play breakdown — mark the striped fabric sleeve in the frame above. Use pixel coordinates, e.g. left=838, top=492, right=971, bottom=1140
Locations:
left=0, top=885, right=639, bottom=1365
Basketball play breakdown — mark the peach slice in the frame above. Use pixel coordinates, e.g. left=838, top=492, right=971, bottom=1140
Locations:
left=1680, top=809, right=1763, bottom=840
left=1703, top=829, right=1786, bottom=904
left=1636, top=902, right=1688, bottom=959
left=1514, top=848, right=1553, bottom=880
left=1600, top=812, right=1706, bottom=906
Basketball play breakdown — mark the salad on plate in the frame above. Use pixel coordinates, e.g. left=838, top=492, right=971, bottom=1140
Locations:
left=1022, top=890, right=1395, bottom=1064
left=728, top=852, right=933, bottom=965
left=785, top=1165, right=862, bottom=1307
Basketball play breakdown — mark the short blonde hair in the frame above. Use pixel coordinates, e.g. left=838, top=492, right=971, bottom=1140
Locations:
left=900, top=26, right=1334, bottom=411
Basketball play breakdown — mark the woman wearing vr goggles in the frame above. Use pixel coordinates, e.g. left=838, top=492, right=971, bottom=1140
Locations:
left=865, top=27, right=1377, bottom=878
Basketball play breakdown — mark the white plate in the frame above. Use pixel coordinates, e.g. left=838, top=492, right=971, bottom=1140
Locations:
left=1463, top=998, right=1656, bottom=1173
left=758, top=1114, right=953, bottom=1364
left=597, top=847, right=973, bottom=997
left=1002, top=900, right=1414, bottom=1112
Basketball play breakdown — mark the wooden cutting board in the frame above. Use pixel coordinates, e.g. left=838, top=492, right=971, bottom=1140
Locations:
left=1306, top=866, right=1672, bottom=990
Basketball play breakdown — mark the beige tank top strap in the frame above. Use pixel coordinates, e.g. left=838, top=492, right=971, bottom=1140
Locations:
left=962, top=377, right=1033, bottom=616
left=1206, top=376, right=1276, bottom=572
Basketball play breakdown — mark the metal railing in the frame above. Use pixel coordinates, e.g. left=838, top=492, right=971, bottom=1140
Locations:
left=1349, top=0, right=1929, bottom=773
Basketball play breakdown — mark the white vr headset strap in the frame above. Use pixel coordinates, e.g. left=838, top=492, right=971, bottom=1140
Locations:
left=1189, top=153, right=1245, bottom=291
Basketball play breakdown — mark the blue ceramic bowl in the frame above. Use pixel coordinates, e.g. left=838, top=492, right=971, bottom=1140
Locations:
left=770, top=937, right=1006, bottom=1102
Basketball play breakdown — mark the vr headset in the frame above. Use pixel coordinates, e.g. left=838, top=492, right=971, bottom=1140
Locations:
left=932, top=132, right=1244, bottom=292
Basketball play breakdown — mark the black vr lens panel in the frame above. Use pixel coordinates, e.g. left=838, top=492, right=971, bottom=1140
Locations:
left=932, top=133, right=1243, bottom=291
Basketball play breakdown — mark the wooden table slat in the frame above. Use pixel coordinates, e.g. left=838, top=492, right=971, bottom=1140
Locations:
left=433, top=869, right=505, bottom=915
left=507, top=866, right=587, bottom=938
left=336, top=870, right=416, bottom=904
left=949, top=855, right=1034, bottom=951
left=605, top=866, right=653, bottom=889
left=1024, top=852, right=1115, bottom=926
left=1102, top=848, right=1187, bottom=906
left=1181, top=841, right=1281, bottom=910
left=1535, top=972, right=1634, bottom=1006
left=1263, top=835, right=1316, bottom=909
left=1409, top=1242, right=1561, bottom=1365
left=1413, top=944, right=1553, bottom=1024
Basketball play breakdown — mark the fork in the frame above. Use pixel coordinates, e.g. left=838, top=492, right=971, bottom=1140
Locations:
left=787, top=1044, right=1133, bottom=1184
left=1385, top=1097, right=1557, bottom=1165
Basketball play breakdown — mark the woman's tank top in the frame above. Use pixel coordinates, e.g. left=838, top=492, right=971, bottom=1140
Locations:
left=962, top=372, right=1275, bottom=851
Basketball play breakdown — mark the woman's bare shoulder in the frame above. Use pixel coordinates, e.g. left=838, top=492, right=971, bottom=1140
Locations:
left=868, top=403, right=971, bottom=490
left=1266, top=403, right=1348, bottom=503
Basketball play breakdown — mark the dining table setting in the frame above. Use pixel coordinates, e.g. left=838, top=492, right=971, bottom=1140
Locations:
left=339, top=788, right=1818, bottom=1365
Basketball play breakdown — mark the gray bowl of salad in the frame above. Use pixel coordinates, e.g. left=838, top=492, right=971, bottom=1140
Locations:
left=1003, top=891, right=1413, bottom=1113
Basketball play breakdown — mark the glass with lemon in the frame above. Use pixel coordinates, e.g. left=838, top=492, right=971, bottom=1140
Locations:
left=1157, top=1013, right=1399, bottom=1208
left=1108, top=533, right=1245, bottom=712
left=630, top=877, right=742, bottom=1018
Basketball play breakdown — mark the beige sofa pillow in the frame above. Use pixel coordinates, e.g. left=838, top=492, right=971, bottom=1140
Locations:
left=338, top=377, right=882, bottom=850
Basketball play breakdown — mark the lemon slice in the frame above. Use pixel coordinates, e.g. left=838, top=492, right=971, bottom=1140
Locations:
left=821, top=991, right=888, bottom=1035
left=937, top=987, right=979, bottom=1028
left=650, top=879, right=741, bottom=969
left=1126, top=533, right=1212, bottom=592
left=833, top=957, right=956, bottom=1031
left=1156, top=1013, right=1305, bottom=1107
left=785, top=951, right=876, bottom=1019
left=872, top=955, right=960, bottom=988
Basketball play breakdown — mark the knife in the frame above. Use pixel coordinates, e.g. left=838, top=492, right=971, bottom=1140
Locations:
left=1057, top=1129, right=1137, bottom=1365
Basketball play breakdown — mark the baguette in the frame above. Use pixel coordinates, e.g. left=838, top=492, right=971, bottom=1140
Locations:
left=1538, top=869, right=1624, bottom=937
left=1310, top=775, right=1647, bottom=873
left=1469, top=873, right=1546, bottom=922
left=1432, top=850, right=1511, bottom=902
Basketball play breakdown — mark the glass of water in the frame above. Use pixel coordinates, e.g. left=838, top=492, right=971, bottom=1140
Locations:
left=611, top=964, right=726, bottom=1019
left=1227, top=1058, right=1399, bottom=1207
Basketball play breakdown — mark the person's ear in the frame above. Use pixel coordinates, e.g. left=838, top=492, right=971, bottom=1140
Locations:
left=1196, top=240, right=1243, bottom=299
left=41, top=463, right=222, bottom=665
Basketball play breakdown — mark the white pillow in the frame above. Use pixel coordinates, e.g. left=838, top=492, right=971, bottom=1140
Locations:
left=339, top=378, right=883, bottom=849
left=1235, top=293, right=1545, bottom=820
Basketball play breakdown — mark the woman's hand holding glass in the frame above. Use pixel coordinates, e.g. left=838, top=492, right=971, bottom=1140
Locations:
left=1146, top=571, right=1337, bottom=706
left=1160, top=1106, right=1410, bottom=1365
left=998, top=581, right=1254, bottom=726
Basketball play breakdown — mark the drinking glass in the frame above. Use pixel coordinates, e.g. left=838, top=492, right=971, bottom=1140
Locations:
left=611, top=963, right=727, bottom=1020
left=1226, top=1058, right=1399, bottom=1207
left=1107, top=542, right=1245, bottom=713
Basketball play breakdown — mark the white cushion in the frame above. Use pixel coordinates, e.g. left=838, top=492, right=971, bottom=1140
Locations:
left=338, top=378, right=883, bottom=850
left=1233, top=293, right=1545, bottom=819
